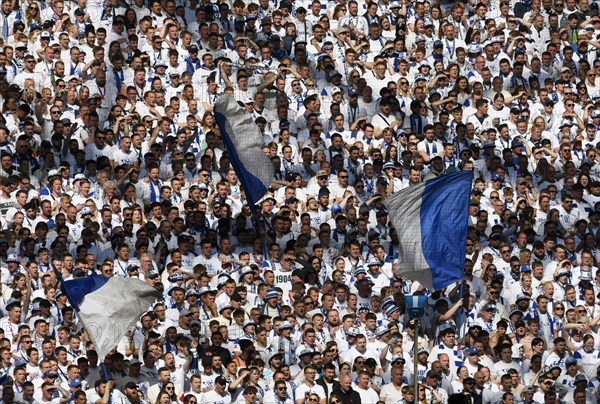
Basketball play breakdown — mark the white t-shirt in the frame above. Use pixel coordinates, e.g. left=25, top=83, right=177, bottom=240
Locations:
left=354, top=385, right=380, bottom=404
left=295, top=382, right=326, bottom=401
left=379, top=382, right=404, bottom=404
left=201, top=390, right=232, bottom=404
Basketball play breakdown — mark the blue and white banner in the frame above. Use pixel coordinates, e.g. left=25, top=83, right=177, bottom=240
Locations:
left=62, top=275, right=161, bottom=359
left=386, top=171, right=473, bottom=291
left=213, top=94, right=274, bottom=208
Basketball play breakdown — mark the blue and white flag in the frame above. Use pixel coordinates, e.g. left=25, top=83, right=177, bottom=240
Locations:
left=213, top=94, right=275, bottom=208
left=386, top=171, right=473, bottom=291
left=61, top=275, right=161, bottom=359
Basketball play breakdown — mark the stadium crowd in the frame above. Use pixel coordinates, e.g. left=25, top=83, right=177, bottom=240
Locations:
left=0, top=0, right=599, bottom=402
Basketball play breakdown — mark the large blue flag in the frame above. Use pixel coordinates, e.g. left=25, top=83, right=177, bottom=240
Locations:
left=213, top=94, right=275, bottom=208
left=386, top=171, right=473, bottom=291
left=60, top=274, right=161, bottom=359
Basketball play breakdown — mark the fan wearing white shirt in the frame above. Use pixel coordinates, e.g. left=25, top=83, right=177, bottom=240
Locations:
left=417, top=125, right=443, bottom=163
left=353, top=371, right=380, bottom=404
left=295, top=365, right=326, bottom=404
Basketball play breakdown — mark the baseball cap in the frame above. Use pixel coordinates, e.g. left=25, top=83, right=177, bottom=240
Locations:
left=69, top=379, right=82, bottom=387
left=279, top=321, right=293, bottom=331
left=467, top=347, right=480, bottom=356
left=6, top=254, right=19, bottom=263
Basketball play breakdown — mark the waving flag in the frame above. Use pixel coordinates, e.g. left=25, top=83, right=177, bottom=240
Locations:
left=213, top=94, right=275, bottom=208
left=386, top=171, right=473, bottom=291
left=60, top=275, right=161, bottom=359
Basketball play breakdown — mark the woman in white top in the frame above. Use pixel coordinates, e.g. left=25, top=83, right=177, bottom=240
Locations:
left=3, top=272, right=26, bottom=299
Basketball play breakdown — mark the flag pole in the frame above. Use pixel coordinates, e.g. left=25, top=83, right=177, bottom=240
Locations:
left=456, top=280, right=465, bottom=339
left=413, top=318, right=419, bottom=400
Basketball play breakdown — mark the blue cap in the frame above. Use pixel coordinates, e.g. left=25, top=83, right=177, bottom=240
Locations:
left=14, top=358, right=27, bottom=367
left=565, top=357, right=577, bottom=366
left=381, top=296, right=395, bottom=310
left=266, top=289, right=279, bottom=300
left=491, top=172, right=501, bottom=181
left=385, top=305, right=400, bottom=316
left=511, top=139, right=524, bottom=149
left=383, top=161, right=395, bottom=170
left=69, top=378, right=82, bottom=387
left=467, top=347, right=480, bottom=355
left=353, top=266, right=367, bottom=277
left=520, top=265, right=531, bottom=272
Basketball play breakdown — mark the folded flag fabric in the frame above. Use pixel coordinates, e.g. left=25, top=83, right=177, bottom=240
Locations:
left=386, top=171, right=473, bottom=291
left=213, top=94, right=275, bottom=208
left=61, top=275, right=161, bottom=359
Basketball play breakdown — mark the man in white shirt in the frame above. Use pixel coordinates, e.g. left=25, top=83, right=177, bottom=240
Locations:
left=417, top=125, right=443, bottom=163
left=201, top=376, right=232, bottom=404
left=353, top=371, right=379, bottom=403
left=295, top=365, right=326, bottom=403
left=0, top=299, right=22, bottom=342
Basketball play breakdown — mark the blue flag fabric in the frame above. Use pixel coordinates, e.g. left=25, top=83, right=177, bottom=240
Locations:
left=213, top=94, right=274, bottom=208
left=385, top=171, right=473, bottom=291
left=61, top=274, right=161, bottom=359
